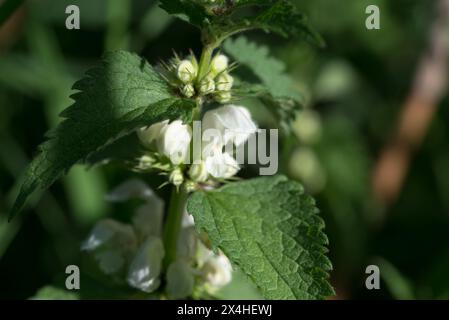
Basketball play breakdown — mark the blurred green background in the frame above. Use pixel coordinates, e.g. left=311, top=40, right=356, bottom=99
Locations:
left=1, top=0, right=449, bottom=299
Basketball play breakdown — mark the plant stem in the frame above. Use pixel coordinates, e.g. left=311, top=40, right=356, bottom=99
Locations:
left=162, top=186, right=188, bottom=270
left=196, top=45, right=214, bottom=84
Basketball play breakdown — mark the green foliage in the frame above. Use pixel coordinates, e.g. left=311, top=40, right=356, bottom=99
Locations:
left=187, top=175, right=334, bottom=299
left=159, top=0, right=323, bottom=47
left=225, top=36, right=303, bottom=130
left=31, top=286, right=79, bottom=300
left=10, top=51, right=195, bottom=219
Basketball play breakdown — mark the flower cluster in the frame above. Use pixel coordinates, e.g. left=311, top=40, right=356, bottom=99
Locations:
left=82, top=179, right=232, bottom=298
left=137, top=104, right=258, bottom=188
left=163, top=52, right=235, bottom=103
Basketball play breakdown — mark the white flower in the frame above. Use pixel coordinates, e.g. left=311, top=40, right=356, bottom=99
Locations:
left=137, top=121, right=168, bottom=149
left=210, top=54, right=229, bottom=75
left=189, top=161, right=209, bottom=182
left=127, top=236, right=165, bottom=293
left=81, top=219, right=137, bottom=275
left=177, top=59, right=197, bottom=83
left=199, top=76, right=216, bottom=95
left=204, top=145, right=239, bottom=179
left=157, top=120, right=192, bottom=164
left=202, top=105, right=257, bottom=147
left=216, top=73, right=233, bottom=91
left=202, top=251, right=233, bottom=289
left=181, top=84, right=195, bottom=98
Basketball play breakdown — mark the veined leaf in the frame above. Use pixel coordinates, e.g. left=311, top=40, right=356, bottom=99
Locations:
left=225, top=37, right=304, bottom=130
left=252, top=0, right=324, bottom=47
left=10, top=50, right=195, bottom=219
left=159, top=0, right=323, bottom=47
left=187, top=175, right=334, bottom=300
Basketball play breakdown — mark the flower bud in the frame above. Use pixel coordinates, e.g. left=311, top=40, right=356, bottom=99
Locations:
left=166, top=260, right=194, bottom=299
left=210, top=54, right=228, bottom=75
left=216, top=73, right=233, bottom=92
left=189, top=161, right=209, bottom=182
left=169, top=168, right=184, bottom=187
left=199, top=76, right=215, bottom=95
left=177, top=60, right=197, bottom=84
left=215, top=91, right=231, bottom=103
left=181, top=84, right=195, bottom=98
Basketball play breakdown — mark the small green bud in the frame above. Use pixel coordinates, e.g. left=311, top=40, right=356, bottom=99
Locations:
left=169, top=168, right=184, bottom=187
left=177, top=60, right=197, bottom=84
left=181, top=84, right=195, bottom=98
left=210, top=54, right=228, bottom=76
left=216, top=73, right=233, bottom=92
left=199, top=77, right=215, bottom=95
left=215, top=91, right=231, bottom=103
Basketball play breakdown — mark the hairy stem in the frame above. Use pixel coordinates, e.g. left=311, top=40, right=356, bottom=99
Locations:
left=196, top=45, right=214, bottom=84
left=162, top=186, right=188, bottom=270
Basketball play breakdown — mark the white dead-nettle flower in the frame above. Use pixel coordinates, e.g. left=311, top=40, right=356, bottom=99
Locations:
left=157, top=120, right=192, bottom=164
left=199, top=76, right=216, bottom=95
left=210, top=54, right=229, bottom=76
left=202, top=251, right=233, bottom=289
left=177, top=59, right=197, bottom=83
left=181, top=83, right=195, bottom=98
left=127, top=236, right=165, bottom=293
left=189, top=160, right=209, bottom=182
left=204, top=145, right=239, bottom=179
left=137, top=121, right=167, bottom=149
left=216, top=72, right=234, bottom=92
left=202, top=104, right=258, bottom=147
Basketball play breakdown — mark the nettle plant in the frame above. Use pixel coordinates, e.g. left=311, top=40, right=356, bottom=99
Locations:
left=11, top=0, right=334, bottom=299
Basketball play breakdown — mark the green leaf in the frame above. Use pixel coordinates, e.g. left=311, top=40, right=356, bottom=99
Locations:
left=10, top=50, right=195, bottom=219
left=252, top=0, right=324, bottom=47
left=85, top=133, right=144, bottom=166
left=225, top=36, right=304, bottom=130
left=159, top=0, right=209, bottom=27
left=31, top=286, right=79, bottom=300
left=159, top=1, right=323, bottom=48
left=187, top=175, right=334, bottom=300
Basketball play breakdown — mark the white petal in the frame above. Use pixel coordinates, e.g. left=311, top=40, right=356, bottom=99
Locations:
left=105, top=179, right=156, bottom=203
left=127, top=237, right=164, bottom=293
left=132, top=201, right=164, bottom=239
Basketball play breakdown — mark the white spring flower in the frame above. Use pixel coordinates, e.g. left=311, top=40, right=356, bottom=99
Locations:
left=157, top=120, right=192, bottom=164
left=203, top=143, right=239, bottom=179
left=199, top=76, right=216, bottom=95
left=127, top=236, right=165, bottom=293
left=189, top=160, right=209, bottom=182
left=202, top=105, right=257, bottom=147
left=202, top=251, right=233, bottom=289
left=177, top=59, right=197, bottom=83
left=216, top=72, right=233, bottom=92
left=210, top=54, right=229, bottom=75
left=137, top=120, right=168, bottom=149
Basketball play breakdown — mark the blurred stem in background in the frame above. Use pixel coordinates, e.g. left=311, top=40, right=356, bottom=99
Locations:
left=373, top=0, right=449, bottom=215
